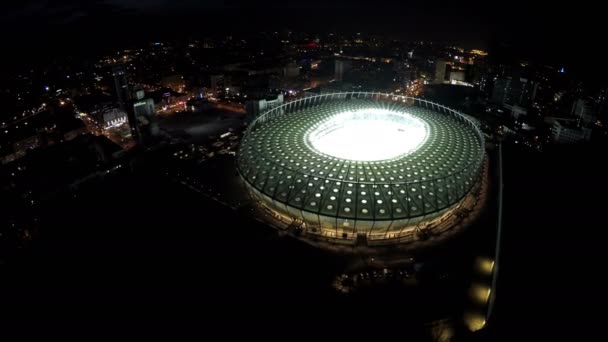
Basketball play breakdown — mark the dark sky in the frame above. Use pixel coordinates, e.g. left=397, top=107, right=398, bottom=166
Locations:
left=2, top=0, right=604, bottom=74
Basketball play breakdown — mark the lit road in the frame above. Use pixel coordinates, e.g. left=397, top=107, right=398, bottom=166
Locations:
left=213, top=102, right=246, bottom=113
left=2, top=101, right=63, bottom=129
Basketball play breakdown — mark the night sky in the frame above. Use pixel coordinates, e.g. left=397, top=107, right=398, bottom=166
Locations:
left=3, top=1, right=603, bottom=68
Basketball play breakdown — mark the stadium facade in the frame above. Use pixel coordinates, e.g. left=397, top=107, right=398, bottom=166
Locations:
left=237, top=92, right=486, bottom=249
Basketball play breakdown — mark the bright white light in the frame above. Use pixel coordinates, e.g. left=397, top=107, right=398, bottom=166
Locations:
left=307, top=108, right=428, bottom=161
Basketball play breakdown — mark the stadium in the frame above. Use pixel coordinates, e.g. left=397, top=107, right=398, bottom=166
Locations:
left=237, top=92, right=487, bottom=250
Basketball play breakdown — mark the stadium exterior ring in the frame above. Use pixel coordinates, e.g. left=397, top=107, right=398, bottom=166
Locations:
left=237, top=92, right=485, bottom=247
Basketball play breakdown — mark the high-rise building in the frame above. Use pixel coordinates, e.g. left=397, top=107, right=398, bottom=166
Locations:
left=551, top=120, right=592, bottom=143
left=112, top=65, right=145, bottom=145
left=491, top=76, right=537, bottom=108
left=209, top=74, right=224, bottom=94
left=132, top=89, right=159, bottom=143
left=506, top=77, right=537, bottom=107
left=491, top=77, right=509, bottom=104
left=133, top=90, right=155, bottom=118
left=434, top=59, right=447, bottom=84
left=571, top=98, right=596, bottom=126
left=112, top=65, right=130, bottom=110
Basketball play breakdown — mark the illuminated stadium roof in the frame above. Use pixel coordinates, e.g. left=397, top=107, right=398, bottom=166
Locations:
left=238, top=93, right=484, bottom=225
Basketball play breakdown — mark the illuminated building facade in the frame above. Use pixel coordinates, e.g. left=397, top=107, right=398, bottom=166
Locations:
left=238, top=92, right=486, bottom=248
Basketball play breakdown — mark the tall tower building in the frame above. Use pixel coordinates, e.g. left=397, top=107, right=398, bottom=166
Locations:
left=112, top=65, right=130, bottom=110
left=491, top=77, right=510, bottom=104
left=434, top=59, right=447, bottom=84
left=209, top=74, right=224, bottom=94
left=133, top=89, right=159, bottom=143
left=491, top=76, right=537, bottom=108
left=571, top=98, right=596, bottom=126
left=133, top=90, right=155, bottom=118
left=112, top=64, right=141, bottom=144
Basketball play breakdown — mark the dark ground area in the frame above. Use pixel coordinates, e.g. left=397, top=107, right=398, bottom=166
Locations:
left=477, top=143, right=608, bottom=341
left=1, top=158, right=462, bottom=339
left=2, top=143, right=607, bottom=339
